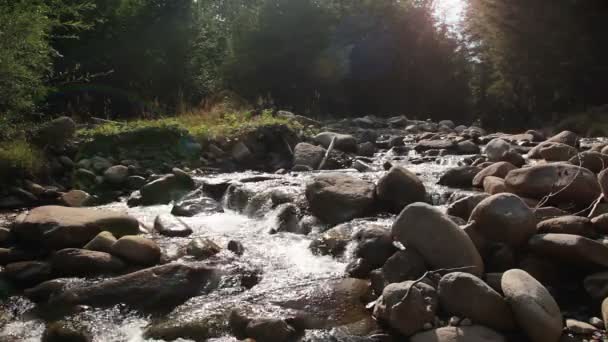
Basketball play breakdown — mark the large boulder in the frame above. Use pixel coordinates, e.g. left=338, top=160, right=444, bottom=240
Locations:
left=33, top=116, right=76, bottom=147
left=13, top=206, right=139, bottom=249
left=410, top=325, right=506, bottom=342
left=527, top=233, right=608, bottom=268
left=504, top=163, right=601, bottom=205
left=305, top=174, right=375, bottom=224
left=373, top=281, right=438, bottom=336
left=501, top=269, right=562, bottom=342
left=140, top=170, right=196, bottom=205
left=569, top=151, right=608, bottom=173
left=472, top=162, right=517, bottom=188
left=438, top=272, right=515, bottom=330
left=438, top=166, right=481, bottom=188
left=103, top=165, right=130, bottom=186
left=314, top=132, right=358, bottom=153
left=51, top=248, right=125, bottom=277
left=469, top=193, right=536, bottom=246
left=49, top=263, right=214, bottom=312
left=539, top=142, right=578, bottom=161
left=528, top=131, right=579, bottom=159
left=392, top=203, right=484, bottom=276
left=485, top=138, right=511, bottom=162
left=293, top=143, right=325, bottom=169
left=376, top=166, right=427, bottom=213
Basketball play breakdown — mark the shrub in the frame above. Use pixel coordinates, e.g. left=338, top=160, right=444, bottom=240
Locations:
left=0, top=139, right=44, bottom=180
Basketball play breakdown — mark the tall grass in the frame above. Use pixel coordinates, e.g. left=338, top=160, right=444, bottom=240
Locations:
left=0, top=139, right=44, bottom=178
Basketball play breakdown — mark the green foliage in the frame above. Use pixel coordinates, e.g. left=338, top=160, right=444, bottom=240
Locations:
left=0, top=140, right=45, bottom=178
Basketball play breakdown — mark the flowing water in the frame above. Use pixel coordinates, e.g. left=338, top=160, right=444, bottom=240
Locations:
left=0, top=147, right=474, bottom=342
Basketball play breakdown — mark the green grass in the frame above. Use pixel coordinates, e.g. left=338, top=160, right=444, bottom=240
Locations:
left=0, top=139, right=44, bottom=178
left=78, top=110, right=307, bottom=143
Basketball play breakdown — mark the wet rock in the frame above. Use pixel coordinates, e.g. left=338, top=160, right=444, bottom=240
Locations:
left=111, top=236, right=161, bottom=266
left=485, top=138, right=511, bottom=162
left=373, top=281, right=438, bottom=336
left=483, top=176, right=507, bottom=195
left=271, top=203, right=303, bottom=234
left=438, top=272, right=515, bottom=330
left=446, top=193, right=490, bottom=221
left=392, top=203, right=484, bottom=276
left=528, top=233, right=608, bottom=268
left=51, top=248, right=125, bottom=277
left=0, top=248, right=40, bottom=265
left=83, top=231, right=117, bottom=254
left=353, top=226, right=395, bottom=268
left=603, top=298, right=608, bottom=330
left=415, top=139, right=456, bottom=152
left=376, top=166, right=426, bottom=213
left=227, top=240, right=245, bottom=256
left=3, top=261, right=52, bottom=287
left=592, top=213, right=608, bottom=233
left=353, top=160, right=372, bottom=172
left=293, top=142, right=326, bottom=169
left=229, top=310, right=298, bottom=342
left=539, top=142, right=578, bottom=161
left=13, top=206, right=139, bottom=249
left=314, top=132, right=358, bottom=153
left=569, top=151, right=608, bottom=173
left=154, top=214, right=193, bottom=237
left=438, top=166, right=481, bottom=188
left=201, top=179, right=231, bottom=201
left=186, top=238, right=221, bottom=260
left=505, top=163, right=601, bottom=205
left=50, top=263, right=215, bottom=312
left=309, top=222, right=353, bottom=257
left=126, top=175, right=146, bottom=190
left=537, top=216, right=594, bottom=237
left=584, top=271, right=608, bottom=299
left=501, top=269, right=562, bottom=342
left=305, top=173, right=375, bottom=225
left=171, top=196, right=223, bottom=217
left=457, top=140, right=480, bottom=155
left=469, top=193, right=536, bottom=246
left=501, top=150, right=525, bottom=168
left=140, top=170, right=196, bottom=205
left=224, top=184, right=254, bottom=212
left=565, top=319, right=597, bottom=335
left=60, top=190, right=92, bottom=207
left=410, top=325, right=506, bottom=342
left=103, top=165, right=130, bottom=186
left=472, top=162, right=517, bottom=188
left=42, top=321, right=92, bottom=342
left=345, top=258, right=374, bottom=279
left=358, top=142, right=376, bottom=157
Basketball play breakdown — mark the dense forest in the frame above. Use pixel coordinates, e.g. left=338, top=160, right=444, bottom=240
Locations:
left=1, top=0, right=607, bottom=131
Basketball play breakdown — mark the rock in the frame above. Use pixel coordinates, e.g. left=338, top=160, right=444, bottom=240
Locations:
left=501, top=269, right=562, bottom=342
left=447, top=194, right=490, bottom=221
left=126, top=175, right=146, bottom=190
left=501, top=151, right=525, bottom=168
left=186, top=238, right=221, bottom=260
left=483, top=176, right=507, bottom=195
left=539, top=142, right=578, bottom=161
left=309, top=222, right=353, bottom=257
left=42, top=321, right=92, bottom=342
left=528, top=233, right=608, bottom=268
left=305, top=174, right=375, bottom=224
left=111, top=236, right=161, bottom=266
left=569, top=151, right=608, bottom=173
left=358, top=142, right=376, bottom=157
left=90, top=156, right=112, bottom=173
left=505, top=163, right=601, bottom=205
left=376, top=166, right=427, bottom=213
left=373, top=281, right=438, bottom=336
left=456, top=140, right=481, bottom=155
left=231, top=142, right=253, bottom=163
left=392, top=203, right=484, bottom=275
left=227, top=240, right=244, bottom=256
left=537, top=216, right=594, bottom=237
left=589, top=317, right=604, bottom=329
left=154, top=214, right=193, bottom=237
left=353, top=226, right=395, bottom=268
left=33, top=116, right=76, bottom=147
left=242, top=318, right=297, bottom=342
left=3, top=261, right=52, bottom=287
left=599, top=168, right=608, bottom=200
left=314, top=132, right=358, bottom=153
left=103, top=165, right=130, bottom=186
left=438, top=166, right=481, bottom=188
left=0, top=228, right=12, bottom=246
left=438, top=272, right=515, bottom=330
left=388, top=116, right=409, bottom=128
left=603, top=298, right=608, bottom=330
left=549, top=130, right=579, bottom=147
left=60, top=190, right=92, bottom=207
left=74, top=168, right=97, bottom=189
left=469, top=193, right=536, bottom=246
left=411, top=325, right=506, bottom=342
left=592, top=213, right=608, bottom=233
left=534, top=206, right=568, bottom=222
left=415, top=139, right=456, bottom=152
left=51, top=248, right=125, bottom=277
left=140, top=172, right=196, bottom=205
left=566, top=319, right=597, bottom=335
left=83, top=231, right=117, bottom=254
left=49, top=263, right=214, bottom=312
left=382, top=248, right=427, bottom=284
left=472, top=162, right=517, bottom=188
left=485, top=138, right=511, bottom=162
left=270, top=203, right=304, bottom=234
left=584, top=271, right=608, bottom=299
left=293, top=143, right=326, bottom=169
left=13, top=206, right=139, bottom=249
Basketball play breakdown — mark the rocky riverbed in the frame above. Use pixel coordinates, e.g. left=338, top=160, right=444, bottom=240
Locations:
left=2, top=114, right=608, bottom=341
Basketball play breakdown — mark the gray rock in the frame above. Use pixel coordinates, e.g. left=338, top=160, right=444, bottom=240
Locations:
left=60, top=190, right=92, bottom=207
left=3, top=261, right=52, bottom=287
left=392, top=203, right=484, bottom=276
left=140, top=172, right=196, bottom=205
left=483, top=176, right=507, bottom=195
left=539, top=142, right=578, bottom=161
left=501, top=269, right=562, bottom=342
left=569, top=151, right=608, bottom=173
left=314, top=132, right=358, bottom=153
left=293, top=143, right=326, bottom=169
left=353, top=226, right=395, bottom=268
left=472, top=162, right=517, bottom=188
left=537, top=216, right=594, bottom=237
left=103, top=165, right=130, bottom=185
left=382, top=249, right=427, bottom=285
left=528, top=233, right=608, bottom=268
left=376, top=166, right=427, bottom=213
left=305, top=173, right=375, bottom=224
left=446, top=193, right=490, bottom=221
left=485, top=138, right=511, bottom=162
left=439, top=166, right=481, bottom=188
left=154, top=214, right=193, bottom=237
left=51, top=248, right=125, bottom=277
left=186, top=238, right=221, bottom=260
left=584, top=271, right=608, bottom=299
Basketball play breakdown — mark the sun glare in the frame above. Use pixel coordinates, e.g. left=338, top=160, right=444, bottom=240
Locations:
left=435, top=0, right=466, bottom=25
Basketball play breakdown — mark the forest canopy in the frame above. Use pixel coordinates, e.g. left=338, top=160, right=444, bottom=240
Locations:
left=1, top=0, right=607, bottom=130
